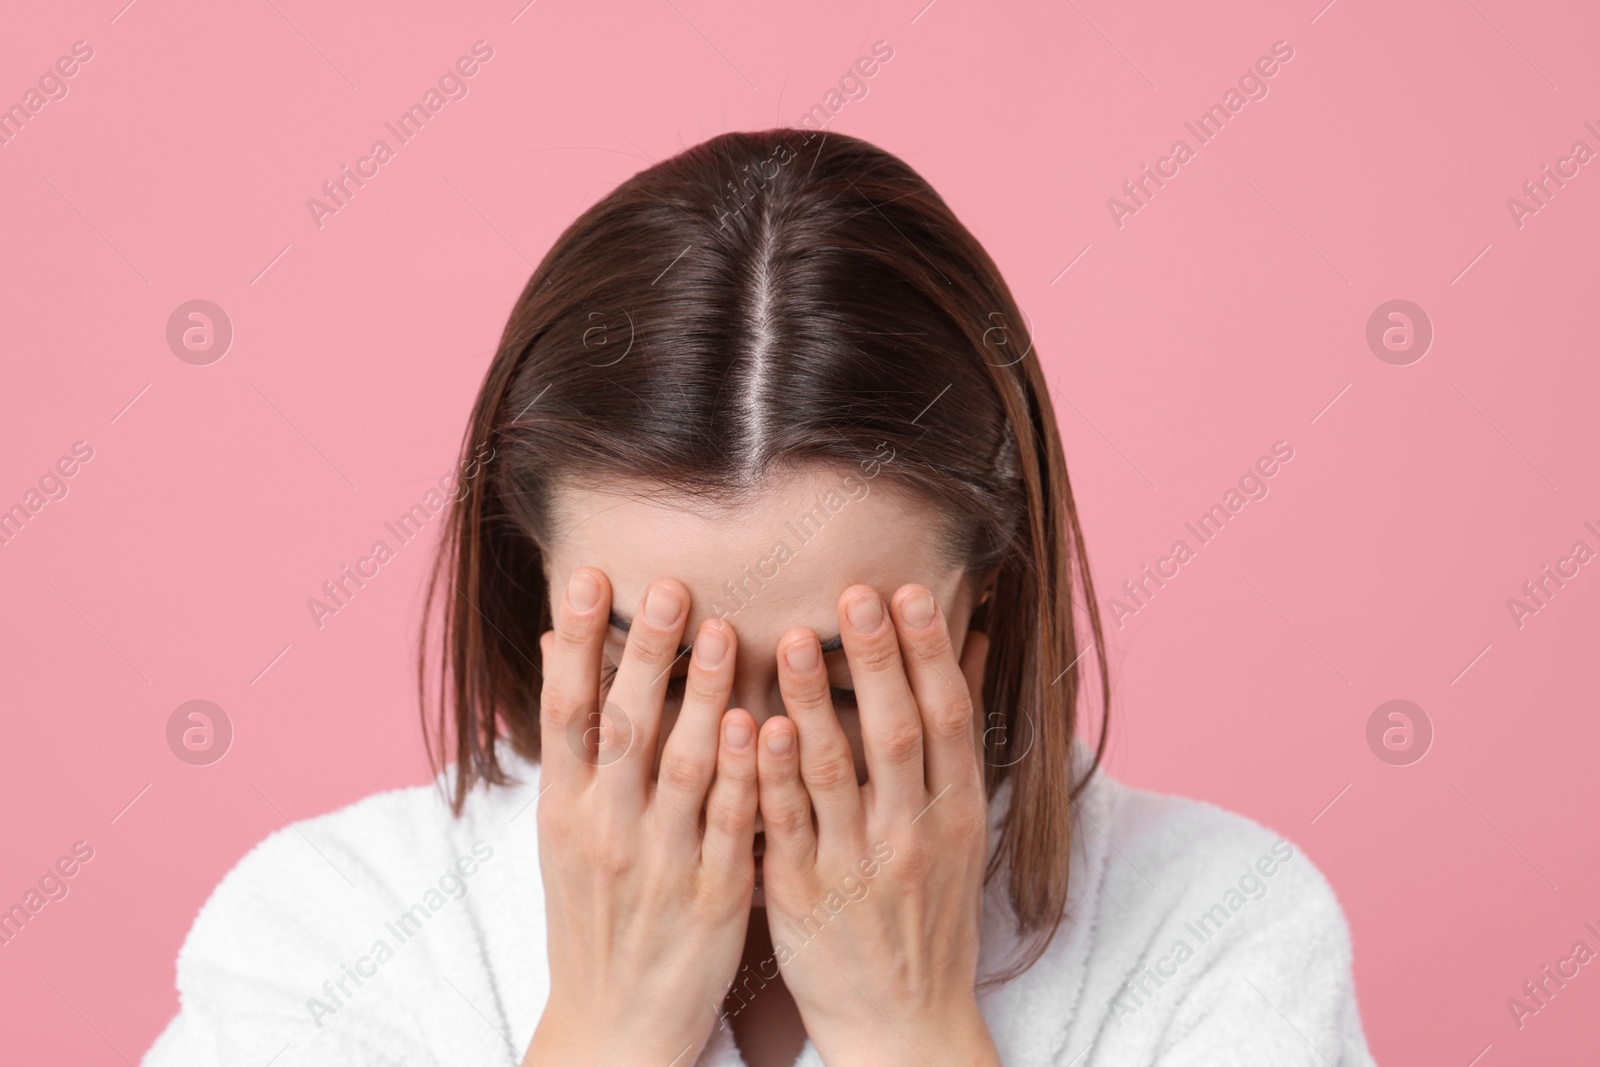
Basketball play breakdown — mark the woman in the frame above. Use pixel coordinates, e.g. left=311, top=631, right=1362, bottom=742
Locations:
left=144, top=129, right=1375, bottom=1066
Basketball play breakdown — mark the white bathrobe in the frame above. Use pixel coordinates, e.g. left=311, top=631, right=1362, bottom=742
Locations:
left=142, top=737, right=1377, bottom=1066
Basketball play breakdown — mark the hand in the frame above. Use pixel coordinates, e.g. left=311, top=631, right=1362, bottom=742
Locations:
left=755, top=582, right=1000, bottom=1067
left=524, top=568, right=758, bottom=1067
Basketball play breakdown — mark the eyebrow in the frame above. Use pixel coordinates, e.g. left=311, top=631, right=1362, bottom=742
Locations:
left=609, top=610, right=844, bottom=656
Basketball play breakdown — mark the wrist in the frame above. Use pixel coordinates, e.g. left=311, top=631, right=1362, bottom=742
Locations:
left=524, top=1004, right=712, bottom=1067
left=821, top=997, right=999, bottom=1067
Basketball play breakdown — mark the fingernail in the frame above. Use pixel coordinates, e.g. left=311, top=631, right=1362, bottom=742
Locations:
left=902, top=591, right=936, bottom=629
left=847, top=589, right=883, bottom=634
left=725, top=718, right=752, bottom=749
left=695, top=625, right=728, bottom=668
left=567, top=570, right=599, bottom=613
left=766, top=729, right=793, bottom=756
left=784, top=639, right=818, bottom=673
left=645, top=584, right=682, bottom=626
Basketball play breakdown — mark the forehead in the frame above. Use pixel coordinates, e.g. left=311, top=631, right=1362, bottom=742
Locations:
left=544, top=466, right=965, bottom=646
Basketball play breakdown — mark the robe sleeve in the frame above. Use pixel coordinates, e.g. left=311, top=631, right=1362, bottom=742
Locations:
left=141, top=800, right=519, bottom=1067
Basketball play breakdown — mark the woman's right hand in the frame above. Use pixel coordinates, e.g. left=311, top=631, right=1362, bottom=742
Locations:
left=523, top=567, right=758, bottom=1067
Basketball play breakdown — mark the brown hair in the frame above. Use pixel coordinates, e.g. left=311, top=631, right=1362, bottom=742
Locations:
left=419, top=128, right=1110, bottom=983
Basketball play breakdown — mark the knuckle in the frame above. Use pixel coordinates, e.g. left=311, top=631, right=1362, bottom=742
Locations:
left=555, top=615, right=601, bottom=652
left=587, top=839, right=634, bottom=879
left=539, top=673, right=589, bottom=717
left=852, top=637, right=902, bottom=675
left=914, top=624, right=955, bottom=664
left=706, top=797, right=750, bottom=837
left=892, top=841, right=934, bottom=881
left=625, top=632, right=679, bottom=671
left=659, top=753, right=711, bottom=796
left=878, top=721, right=923, bottom=765
left=555, top=701, right=597, bottom=751
left=929, top=696, right=975, bottom=742
left=718, top=747, right=757, bottom=783
left=766, top=799, right=811, bottom=836
left=781, top=679, right=831, bottom=715
left=804, top=749, right=857, bottom=791
left=683, top=667, right=729, bottom=709
left=536, top=690, right=570, bottom=732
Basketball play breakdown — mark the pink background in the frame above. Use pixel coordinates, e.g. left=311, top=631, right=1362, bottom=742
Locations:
left=2, top=0, right=1597, bottom=1062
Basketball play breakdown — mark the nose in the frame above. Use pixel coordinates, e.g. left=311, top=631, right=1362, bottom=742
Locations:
left=725, top=654, right=782, bottom=840
left=728, top=667, right=786, bottom=732
left=726, top=643, right=787, bottom=735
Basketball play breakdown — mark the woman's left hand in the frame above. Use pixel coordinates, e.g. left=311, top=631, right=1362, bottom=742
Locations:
left=755, top=582, right=1001, bottom=1067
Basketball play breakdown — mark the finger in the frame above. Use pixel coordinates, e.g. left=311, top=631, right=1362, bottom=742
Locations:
left=601, top=579, right=693, bottom=805
left=756, top=715, right=816, bottom=869
left=890, top=584, right=984, bottom=796
left=655, top=618, right=737, bottom=826
left=776, top=627, right=865, bottom=841
left=702, top=708, right=759, bottom=892
left=537, top=567, right=611, bottom=793
left=837, top=584, right=926, bottom=819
